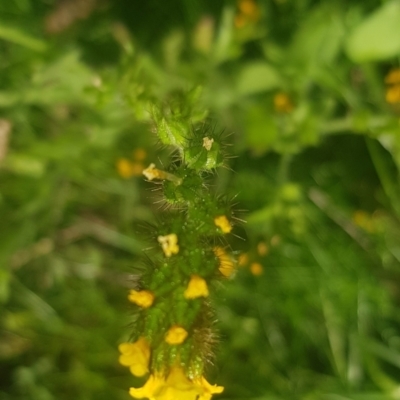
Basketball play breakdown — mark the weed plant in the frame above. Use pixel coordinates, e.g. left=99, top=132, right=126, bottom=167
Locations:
left=1, top=1, right=400, bottom=400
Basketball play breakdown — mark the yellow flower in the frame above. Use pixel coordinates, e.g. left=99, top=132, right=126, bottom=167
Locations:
left=385, top=68, right=400, bottom=85
left=214, top=247, right=235, bottom=277
left=158, top=233, right=179, bottom=257
left=129, top=366, right=224, bottom=400
left=235, top=0, right=260, bottom=28
left=116, top=158, right=144, bottom=178
left=165, top=325, right=188, bottom=345
left=128, top=290, right=155, bottom=308
left=384, top=69, right=400, bottom=104
left=117, top=158, right=134, bottom=179
left=238, top=0, right=258, bottom=17
left=184, top=275, right=209, bottom=299
left=118, top=337, right=151, bottom=377
left=250, top=262, right=263, bottom=276
left=214, top=215, right=232, bottom=234
left=385, top=85, right=400, bottom=104
left=273, top=92, right=294, bottom=113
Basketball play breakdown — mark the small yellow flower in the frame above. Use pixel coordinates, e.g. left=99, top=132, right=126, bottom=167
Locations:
left=239, top=0, right=258, bottom=16
left=273, top=92, right=294, bottom=113
left=385, top=85, right=400, bottom=104
left=128, top=289, right=155, bottom=308
left=117, top=158, right=144, bottom=178
left=158, top=233, right=179, bottom=257
left=384, top=69, right=400, bottom=105
left=235, top=0, right=260, bottom=28
left=129, top=366, right=224, bottom=400
left=184, top=275, right=209, bottom=299
left=214, top=247, right=235, bottom=277
left=165, top=325, right=188, bottom=345
left=117, top=158, right=134, bottom=179
left=214, top=215, right=232, bottom=233
left=385, top=68, right=400, bottom=85
left=118, top=337, right=151, bottom=377
left=250, top=262, right=263, bottom=276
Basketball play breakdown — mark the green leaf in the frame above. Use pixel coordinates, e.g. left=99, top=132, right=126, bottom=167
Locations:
left=0, top=22, right=47, bottom=52
left=157, top=118, right=186, bottom=147
left=289, top=3, right=345, bottom=67
left=0, top=269, right=10, bottom=303
left=3, top=153, right=45, bottom=177
left=237, top=62, right=282, bottom=96
left=244, top=104, right=277, bottom=152
left=346, top=0, right=400, bottom=62
left=24, top=51, right=94, bottom=105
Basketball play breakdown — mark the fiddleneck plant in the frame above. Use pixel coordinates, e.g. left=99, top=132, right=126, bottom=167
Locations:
left=118, top=93, right=237, bottom=400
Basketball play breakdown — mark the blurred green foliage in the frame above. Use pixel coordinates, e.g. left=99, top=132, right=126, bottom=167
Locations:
left=1, top=0, right=400, bottom=399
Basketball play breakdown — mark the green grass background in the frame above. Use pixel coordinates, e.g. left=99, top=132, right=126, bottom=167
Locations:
left=2, top=0, right=400, bottom=399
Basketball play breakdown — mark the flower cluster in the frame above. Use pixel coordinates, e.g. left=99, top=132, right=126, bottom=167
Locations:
left=237, top=238, right=281, bottom=277
left=118, top=119, right=237, bottom=399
